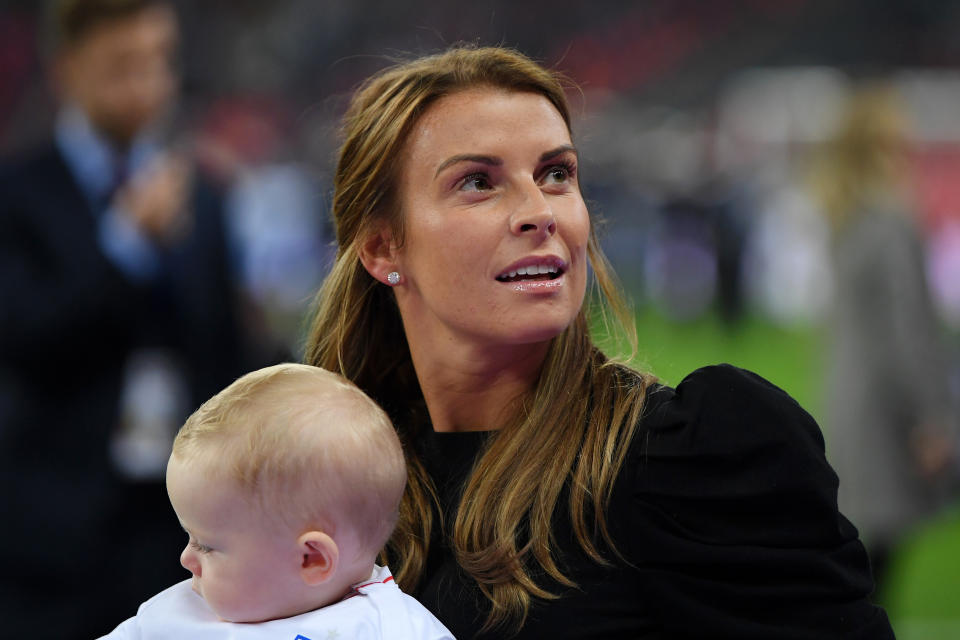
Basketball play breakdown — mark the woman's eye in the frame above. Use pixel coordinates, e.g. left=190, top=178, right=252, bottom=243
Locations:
left=543, top=164, right=572, bottom=185
left=459, top=173, right=492, bottom=192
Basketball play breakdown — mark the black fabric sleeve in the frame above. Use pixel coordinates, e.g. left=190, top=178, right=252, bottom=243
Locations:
left=616, top=364, right=894, bottom=639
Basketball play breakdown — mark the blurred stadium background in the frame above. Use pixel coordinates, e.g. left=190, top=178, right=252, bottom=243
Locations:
left=2, top=1, right=959, bottom=636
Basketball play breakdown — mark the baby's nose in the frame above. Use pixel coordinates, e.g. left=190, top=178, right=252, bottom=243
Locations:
left=180, top=545, right=201, bottom=576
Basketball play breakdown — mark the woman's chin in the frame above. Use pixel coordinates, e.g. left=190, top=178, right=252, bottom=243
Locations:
left=498, top=318, right=575, bottom=346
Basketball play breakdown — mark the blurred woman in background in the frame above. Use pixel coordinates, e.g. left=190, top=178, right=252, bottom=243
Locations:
left=812, top=83, right=957, bottom=594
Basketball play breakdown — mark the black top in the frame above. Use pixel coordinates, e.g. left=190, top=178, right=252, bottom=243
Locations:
left=414, top=364, right=894, bottom=639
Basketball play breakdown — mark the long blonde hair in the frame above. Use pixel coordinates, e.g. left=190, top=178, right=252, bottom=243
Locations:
left=305, top=45, right=653, bottom=632
left=810, top=83, right=909, bottom=231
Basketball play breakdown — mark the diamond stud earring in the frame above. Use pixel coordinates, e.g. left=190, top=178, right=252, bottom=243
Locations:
left=387, top=271, right=401, bottom=286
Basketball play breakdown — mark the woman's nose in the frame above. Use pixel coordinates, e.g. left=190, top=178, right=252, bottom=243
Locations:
left=510, top=185, right=557, bottom=237
left=180, top=545, right=201, bottom=576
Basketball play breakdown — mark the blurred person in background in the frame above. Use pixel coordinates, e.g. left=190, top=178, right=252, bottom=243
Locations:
left=0, top=0, right=245, bottom=636
left=811, top=83, right=958, bottom=596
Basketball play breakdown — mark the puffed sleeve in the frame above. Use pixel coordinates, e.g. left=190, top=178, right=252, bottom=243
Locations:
left=616, top=364, right=894, bottom=639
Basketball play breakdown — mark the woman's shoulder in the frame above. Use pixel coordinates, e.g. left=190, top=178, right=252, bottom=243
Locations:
left=607, top=364, right=893, bottom=638
left=626, top=363, right=840, bottom=543
left=640, top=363, right=827, bottom=463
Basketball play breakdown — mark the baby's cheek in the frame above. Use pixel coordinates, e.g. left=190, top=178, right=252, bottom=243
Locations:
left=213, top=586, right=257, bottom=622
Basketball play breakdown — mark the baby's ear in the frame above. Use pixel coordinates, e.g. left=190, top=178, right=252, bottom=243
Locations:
left=297, top=531, right=339, bottom=586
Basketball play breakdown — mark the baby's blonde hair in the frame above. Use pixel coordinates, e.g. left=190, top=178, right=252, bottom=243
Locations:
left=171, top=363, right=406, bottom=556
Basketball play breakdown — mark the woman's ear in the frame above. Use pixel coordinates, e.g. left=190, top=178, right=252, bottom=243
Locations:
left=357, top=223, right=401, bottom=286
left=297, top=531, right=339, bottom=586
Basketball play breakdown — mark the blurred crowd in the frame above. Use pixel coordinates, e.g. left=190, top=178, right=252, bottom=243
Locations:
left=1, top=0, right=959, bottom=637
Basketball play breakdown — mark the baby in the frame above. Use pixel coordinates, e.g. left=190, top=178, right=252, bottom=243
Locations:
left=100, top=363, right=454, bottom=639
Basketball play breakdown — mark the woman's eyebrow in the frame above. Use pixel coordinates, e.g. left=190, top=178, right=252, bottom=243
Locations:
left=434, top=154, right=501, bottom=178
left=433, top=144, right=577, bottom=178
left=540, top=144, right=577, bottom=162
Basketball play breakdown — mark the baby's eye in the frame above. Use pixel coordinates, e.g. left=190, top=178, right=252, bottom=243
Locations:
left=459, top=173, right=493, bottom=192
left=190, top=540, right=213, bottom=554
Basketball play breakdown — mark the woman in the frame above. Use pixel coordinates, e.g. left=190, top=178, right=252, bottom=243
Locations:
left=812, top=85, right=956, bottom=594
left=306, top=46, right=893, bottom=638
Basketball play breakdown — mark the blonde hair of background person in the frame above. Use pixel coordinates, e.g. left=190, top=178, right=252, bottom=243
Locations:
left=810, top=84, right=910, bottom=230
left=305, top=45, right=656, bottom=631
left=173, top=363, right=406, bottom=557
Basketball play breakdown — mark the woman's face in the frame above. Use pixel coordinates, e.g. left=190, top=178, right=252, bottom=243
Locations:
left=391, top=88, right=590, bottom=349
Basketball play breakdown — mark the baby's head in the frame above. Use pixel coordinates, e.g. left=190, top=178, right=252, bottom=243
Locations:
left=165, top=363, right=406, bottom=623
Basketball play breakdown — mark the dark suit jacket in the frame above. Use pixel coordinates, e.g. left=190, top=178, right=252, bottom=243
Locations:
left=0, top=142, right=243, bottom=637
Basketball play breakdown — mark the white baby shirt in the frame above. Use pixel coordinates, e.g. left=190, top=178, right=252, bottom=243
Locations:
left=99, top=565, right=455, bottom=640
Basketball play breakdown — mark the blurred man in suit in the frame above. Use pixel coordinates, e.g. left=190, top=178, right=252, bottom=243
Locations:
left=0, top=1, right=244, bottom=636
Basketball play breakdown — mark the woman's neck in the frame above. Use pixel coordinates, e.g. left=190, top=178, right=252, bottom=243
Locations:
left=406, top=334, right=549, bottom=433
